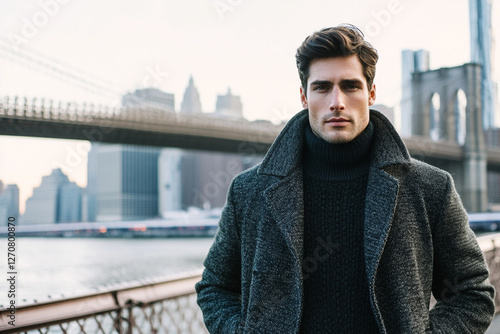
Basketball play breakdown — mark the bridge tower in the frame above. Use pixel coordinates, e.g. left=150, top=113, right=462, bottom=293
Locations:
left=411, top=63, right=487, bottom=212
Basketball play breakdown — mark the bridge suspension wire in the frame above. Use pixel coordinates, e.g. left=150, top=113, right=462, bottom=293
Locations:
left=0, top=38, right=122, bottom=98
left=0, top=38, right=118, bottom=89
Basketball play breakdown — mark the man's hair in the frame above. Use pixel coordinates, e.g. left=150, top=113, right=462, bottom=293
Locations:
left=295, top=24, right=378, bottom=92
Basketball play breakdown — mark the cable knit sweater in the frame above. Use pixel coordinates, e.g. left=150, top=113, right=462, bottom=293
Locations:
left=301, top=123, right=378, bottom=333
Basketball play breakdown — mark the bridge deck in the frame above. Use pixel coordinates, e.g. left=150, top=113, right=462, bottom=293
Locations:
left=3, top=101, right=500, bottom=169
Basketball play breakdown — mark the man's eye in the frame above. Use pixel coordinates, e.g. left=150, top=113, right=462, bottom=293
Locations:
left=313, top=85, right=329, bottom=91
left=344, top=84, right=359, bottom=91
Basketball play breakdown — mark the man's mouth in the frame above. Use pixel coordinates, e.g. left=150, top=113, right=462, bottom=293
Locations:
left=326, top=117, right=350, bottom=126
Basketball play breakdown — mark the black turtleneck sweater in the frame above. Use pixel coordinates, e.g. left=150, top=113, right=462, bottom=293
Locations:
left=300, top=122, right=379, bottom=333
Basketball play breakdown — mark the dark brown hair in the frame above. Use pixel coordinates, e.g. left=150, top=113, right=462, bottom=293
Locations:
left=296, top=24, right=378, bottom=93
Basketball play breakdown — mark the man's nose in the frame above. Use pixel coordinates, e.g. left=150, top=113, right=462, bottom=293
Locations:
left=329, top=88, right=345, bottom=111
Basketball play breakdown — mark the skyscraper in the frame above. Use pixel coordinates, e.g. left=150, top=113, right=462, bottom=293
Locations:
left=180, top=150, right=245, bottom=209
left=180, top=76, right=202, bottom=114
left=158, top=148, right=183, bottom=215
left=122, top=87, right=175, bottom=112
left=401, top=49, right=430, bottom=137
left=214, top=87, right=243, bottom=119
left=87, top=143, right=161, bottom=222
left=23, top=169, right=82, bottom=225
left=58, top=182, right=82, bottom=223
left=87, top=145, right=98, bottom=222
left=0, top=181, right=19, bottom=225
left=469, top=0, right=496, bottom=129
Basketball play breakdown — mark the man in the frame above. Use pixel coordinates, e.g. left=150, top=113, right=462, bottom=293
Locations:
left=196, top=24, right=495, bottom=333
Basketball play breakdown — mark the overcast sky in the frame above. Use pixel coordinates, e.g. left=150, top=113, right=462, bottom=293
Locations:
left=0, top=0, right=499, bottom=213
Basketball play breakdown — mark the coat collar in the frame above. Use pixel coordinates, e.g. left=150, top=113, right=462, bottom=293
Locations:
left=257, top=109, right=411, bottom=177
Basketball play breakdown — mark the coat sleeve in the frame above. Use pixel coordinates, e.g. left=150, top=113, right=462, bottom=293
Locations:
left=429, top=173, right=495, bottom=333
left=195, top=181, right=243, bottom=333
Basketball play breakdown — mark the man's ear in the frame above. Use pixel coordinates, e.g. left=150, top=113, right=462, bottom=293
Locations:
left=368, top=83, right=376, bottom=106
left=300, top=86, right=308, bottom=109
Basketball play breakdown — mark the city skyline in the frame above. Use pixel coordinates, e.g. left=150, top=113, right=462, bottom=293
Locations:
left=2, top=81, right=254, bottom=218
left=1, top=0, right=499, bottom=214
left=0, top=80, right=249, bottom=214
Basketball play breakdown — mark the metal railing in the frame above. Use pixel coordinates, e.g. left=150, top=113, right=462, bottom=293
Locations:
left=477, top=233, right=500, bottom=313
left=2, top=234, right=500, bottom=333
left=0, top=270, right=208, bottom=334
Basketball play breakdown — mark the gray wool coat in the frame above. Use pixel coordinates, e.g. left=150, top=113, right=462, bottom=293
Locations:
left=195, top=109, right=495, bottom=334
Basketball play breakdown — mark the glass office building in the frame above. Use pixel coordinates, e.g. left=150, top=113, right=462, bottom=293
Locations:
left=88, top=143, right=161, bottom=222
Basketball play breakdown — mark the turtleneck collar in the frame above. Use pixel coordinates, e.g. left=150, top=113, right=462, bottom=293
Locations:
left=303, top=121, right=374, bottom=181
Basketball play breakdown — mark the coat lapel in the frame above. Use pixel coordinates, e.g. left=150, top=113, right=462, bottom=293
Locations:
left=364, top=168, right=399, bottom=288
left=264, top=168, right=304, bottom=271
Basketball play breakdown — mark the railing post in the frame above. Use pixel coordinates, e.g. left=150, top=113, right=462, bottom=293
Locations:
left=127, top=301, right=135, bottom=334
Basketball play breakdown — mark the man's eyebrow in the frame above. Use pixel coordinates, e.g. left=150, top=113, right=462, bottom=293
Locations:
left=309, top=78, right=365, bottom=86
left=340, top=78, right=364, bottom=85
left=309, top=80, right=332, bottom=86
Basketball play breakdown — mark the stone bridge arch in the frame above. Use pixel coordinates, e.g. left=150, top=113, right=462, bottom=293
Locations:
left=411, top=63, right=487, bottom=212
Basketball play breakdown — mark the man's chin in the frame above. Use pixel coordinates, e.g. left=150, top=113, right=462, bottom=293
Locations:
left=321, top=132, right=353, bottom=144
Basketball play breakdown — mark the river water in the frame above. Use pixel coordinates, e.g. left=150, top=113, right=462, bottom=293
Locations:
left=1, top=237, right=214, bottom=306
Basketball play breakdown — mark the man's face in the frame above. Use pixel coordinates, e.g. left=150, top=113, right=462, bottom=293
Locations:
left=300, top=55, right=376, bottom=144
